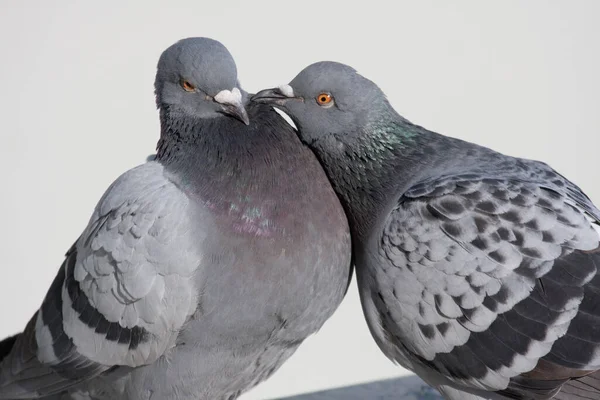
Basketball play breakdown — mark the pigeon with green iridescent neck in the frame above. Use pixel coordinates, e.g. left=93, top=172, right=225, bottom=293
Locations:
left=0, top=42, right=351, bottom=400
left=253, top=62, right=600, bottom=400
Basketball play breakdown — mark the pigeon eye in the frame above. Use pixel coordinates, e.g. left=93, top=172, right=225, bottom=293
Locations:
left=181, top=80, right=196, bottom=92
left=316, top=93, right=334, bottom=107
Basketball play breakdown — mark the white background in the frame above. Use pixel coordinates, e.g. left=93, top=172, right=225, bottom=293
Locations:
left=0, top=1, right=599, bottom=399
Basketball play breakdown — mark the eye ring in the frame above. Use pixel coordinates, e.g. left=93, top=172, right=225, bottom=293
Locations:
left=316, top=92, right=334, bottom=108
left=181, top=80, right=196, bottom=92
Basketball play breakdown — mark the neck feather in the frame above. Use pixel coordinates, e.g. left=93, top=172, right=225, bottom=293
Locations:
left=310, top=106, right=454, bottom=240
left=155, top=104, right=313, bottom=201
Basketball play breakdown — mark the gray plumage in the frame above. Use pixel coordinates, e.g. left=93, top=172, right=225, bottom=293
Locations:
left=0, top=41, right=351, bottom=400
left=253, top=62, right=600, bottom=400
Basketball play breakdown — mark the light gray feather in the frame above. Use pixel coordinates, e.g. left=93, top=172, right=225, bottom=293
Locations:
left=0, top=162, right=202, bottom=398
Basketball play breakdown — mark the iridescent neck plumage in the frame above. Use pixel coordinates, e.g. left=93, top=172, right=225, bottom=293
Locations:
left=154, top=104, right=324, bottom=235
left=156, top=105, right=289, bottom=179
left=310, top=107, right=448, bottom=240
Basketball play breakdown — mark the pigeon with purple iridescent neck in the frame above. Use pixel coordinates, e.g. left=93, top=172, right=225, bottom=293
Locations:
left=0, top=41, right=351, bottom=400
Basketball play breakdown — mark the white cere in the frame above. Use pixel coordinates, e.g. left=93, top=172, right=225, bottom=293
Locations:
left=214, top=87, right=243, bottom=106
left=278, top=84, right=295, bottom=98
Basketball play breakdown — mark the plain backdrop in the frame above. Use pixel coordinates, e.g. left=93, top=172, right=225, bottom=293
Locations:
left=0, top=1, right=599, bottom=399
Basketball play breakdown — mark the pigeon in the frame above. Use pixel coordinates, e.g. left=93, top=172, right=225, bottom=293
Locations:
left=0, top=40, right=351, bottom=400
left=253, top=61, right=600, bottom=400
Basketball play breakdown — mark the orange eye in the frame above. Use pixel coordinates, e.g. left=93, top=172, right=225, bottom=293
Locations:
left=316, top=93, right=333, bottom=106
left=181, top=80, right=196, bottom=92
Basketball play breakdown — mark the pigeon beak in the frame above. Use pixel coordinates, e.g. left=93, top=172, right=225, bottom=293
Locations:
left=214, top=87, right=250, bottom=125
left=220, top=102, right=250, bottom=126
left=251, top=85, right=303, bottom=106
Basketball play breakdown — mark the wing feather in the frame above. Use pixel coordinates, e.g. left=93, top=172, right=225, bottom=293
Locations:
left=0, top=162, right=202, bottom=398
left=371, top=175, right=600, bottom=397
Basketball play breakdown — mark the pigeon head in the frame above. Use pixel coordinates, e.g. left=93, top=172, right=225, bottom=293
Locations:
left=155, top=37, right=249, bottom=125
left=252, top=61, right=423, bottom=234
left=252, top=61, right=390, bottom=145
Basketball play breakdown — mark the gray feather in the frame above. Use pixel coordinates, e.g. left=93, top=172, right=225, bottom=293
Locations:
left=1, top=40, right=352, bottom=400
left=255, top=60, right=600, bottom=399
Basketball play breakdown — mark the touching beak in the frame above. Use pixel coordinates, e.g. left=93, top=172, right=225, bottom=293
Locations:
left=214, top=87, right=250, bottom=125
left=251, top=84, right=303, bottom=106
left=220, top=102, right=250, bottom=125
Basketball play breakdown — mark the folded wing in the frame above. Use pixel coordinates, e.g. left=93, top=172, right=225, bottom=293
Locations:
left=0, top=162, right=202, bottom=398
left=375, top=175, right=600, bottom=398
